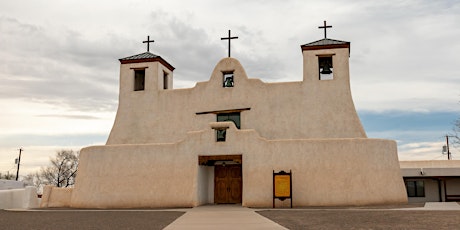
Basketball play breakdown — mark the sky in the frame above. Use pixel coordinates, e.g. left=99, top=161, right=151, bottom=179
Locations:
left=0, top=0, right=459, bottom=178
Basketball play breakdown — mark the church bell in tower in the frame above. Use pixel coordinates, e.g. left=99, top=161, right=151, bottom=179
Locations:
left=319, top=56, right=333, bottom=75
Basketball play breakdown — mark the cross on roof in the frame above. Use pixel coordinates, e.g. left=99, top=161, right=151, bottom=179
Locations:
left=143, top=35, right=155, bottom=52
left=221, top=30, right=238, bottom=57
left=318, top=21, right=332, bottom=39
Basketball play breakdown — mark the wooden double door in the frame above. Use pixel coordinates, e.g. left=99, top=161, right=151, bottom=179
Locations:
left=214, top=164, right=242, bottom=204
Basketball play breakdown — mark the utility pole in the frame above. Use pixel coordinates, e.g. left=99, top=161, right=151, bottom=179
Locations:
left=442, top=135, right=455, bottom=160
left=15, top=148, right=23, bottom=181
left=446, top=135, right=452, bottom=160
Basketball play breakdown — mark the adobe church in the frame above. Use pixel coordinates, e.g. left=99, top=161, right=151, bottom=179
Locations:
left=41, top=22, right=408, bottom=208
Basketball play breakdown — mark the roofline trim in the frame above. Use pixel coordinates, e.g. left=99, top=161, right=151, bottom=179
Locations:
left=119, top=57, right=175, bottom=71
left=301, top=43, right=350, bottom=51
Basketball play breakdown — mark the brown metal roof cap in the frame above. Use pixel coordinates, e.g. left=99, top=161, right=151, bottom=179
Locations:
left=301, top=38, right=349, bottom=47
left=119, top=52, right=175, bottom=71
left=119, top=51, right=160, bottom=61
left=301, top=38, right=351, bottom=55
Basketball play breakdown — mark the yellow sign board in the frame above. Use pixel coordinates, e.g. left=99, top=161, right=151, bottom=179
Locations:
left=274, top=174, right=291, bottom=197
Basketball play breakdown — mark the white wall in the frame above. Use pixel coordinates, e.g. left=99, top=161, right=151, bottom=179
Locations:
left=0, top=186, right=39, bottom=209
left=65, top=123, right=406, bottom=208
left=108, top=51, right=366, bottom=146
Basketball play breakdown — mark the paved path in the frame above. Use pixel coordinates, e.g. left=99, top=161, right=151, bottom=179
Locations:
left=397, top=201, right=460, bottom=210
left=164, top=205, right=287, bottom=230
left=164, top=202, right=460, bottom=229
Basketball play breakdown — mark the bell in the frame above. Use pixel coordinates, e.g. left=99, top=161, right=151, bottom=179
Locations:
left=320, top=65, right=332, bottom=74
left=224, top=76, right=234, bottom=87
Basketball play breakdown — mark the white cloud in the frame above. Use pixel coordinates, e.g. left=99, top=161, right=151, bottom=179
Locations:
left=0, top=98, right=114, bottom=136
left=398, top=141, right=456, bottom=161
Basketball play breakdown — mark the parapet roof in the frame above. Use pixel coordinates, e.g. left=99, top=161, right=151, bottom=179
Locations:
left=301, top=38, right=350, bottom=54
left=119, top=52, right=175, bottom=71
left=120, top=52, right=160, bottom=61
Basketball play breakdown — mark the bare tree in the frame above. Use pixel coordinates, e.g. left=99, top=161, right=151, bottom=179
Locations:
left=23, top=172, right=44, bottom=190
left=45, top=150, right=79, bottom=187
left=23, top=150, right=79, bottom=192
left=454, top=117, right=460, bottom=146
left=0, top=172, right=14, bottom=180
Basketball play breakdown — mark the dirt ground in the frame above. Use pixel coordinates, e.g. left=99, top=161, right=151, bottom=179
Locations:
left=0, top=210, right=184, bottom=230
left=257, top=209, right=460, bottom=230
left=1, top=205, right=460, bottom=230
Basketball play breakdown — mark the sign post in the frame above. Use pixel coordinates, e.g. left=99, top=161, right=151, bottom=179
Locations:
left=273, top=170, right=292, bottom=208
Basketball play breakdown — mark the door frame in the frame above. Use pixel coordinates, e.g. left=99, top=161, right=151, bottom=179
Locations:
left=198, top=155, right=243, bottom=204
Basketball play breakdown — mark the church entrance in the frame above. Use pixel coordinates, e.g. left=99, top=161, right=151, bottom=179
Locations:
left=198, top=155, right=243, bottom=204
left=214, top=164, right=242, bottom=204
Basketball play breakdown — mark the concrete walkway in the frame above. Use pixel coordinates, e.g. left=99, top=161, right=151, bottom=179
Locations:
left=397, top=202, right=460, bottom=210
left=164, top=205, right=287, bottom=230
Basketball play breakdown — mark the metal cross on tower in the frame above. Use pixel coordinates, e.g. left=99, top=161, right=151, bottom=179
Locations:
left=143, top=36, right=155, bottom=52
left=221, top=30, right=238, bottom=57
left=318, top=21, right=332, bottom=38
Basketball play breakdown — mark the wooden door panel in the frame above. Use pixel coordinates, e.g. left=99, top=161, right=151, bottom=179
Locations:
left=228, top=165, right=242, bottom=203
left=229, top=179, right=242, bottom=203
left=215, top=180, right=228, bottom=203
left=216, top=166, right=227, bottom=178
left=230, top=165, right=242, bottom=177
left=214, top=164, right=242, bottom=204
left=215, top=166, right=227, bottom=203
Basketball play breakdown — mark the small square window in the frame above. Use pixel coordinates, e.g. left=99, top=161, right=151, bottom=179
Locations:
left=216, top=129, right=226, bottom=142
left=223, top=72, right=234, bottom=87
left=215, top=112, right=240, bottom=142
left=318, top=56, right=333, bottom=80
left=134, top=70, right=145, bottom=91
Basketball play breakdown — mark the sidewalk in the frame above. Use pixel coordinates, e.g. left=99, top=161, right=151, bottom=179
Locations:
left=163, top=202, right=460, bottom=229
left=396, top=202, right=460, bottom=210
left=164, top=205, right=287, bottom=230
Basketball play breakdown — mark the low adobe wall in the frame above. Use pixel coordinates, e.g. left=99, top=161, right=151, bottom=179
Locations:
left=46, top=126, right=407, bottom=208
left=0, top=186, right=39, bottom=209
left=70, top=144, right=197, bottom=208
left=242, top=138, right=408, bottom=207
left=40, top=185, right=73, bottom=208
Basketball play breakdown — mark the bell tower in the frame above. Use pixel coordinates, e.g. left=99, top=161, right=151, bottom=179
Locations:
left=107, top=37, right=175, bottom=145
left=298, top=21, right=366, bottom=138
left=300, top=21, right=350, bottom=86
left=118, top=36, right=175, bottom=97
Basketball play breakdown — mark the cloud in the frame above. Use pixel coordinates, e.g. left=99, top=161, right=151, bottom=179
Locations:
left=398, top=141, right=454, bottom=161
left=2, top=2, right=460, bottom=113
left=0, top=0, right=459, bottom=169
left=0, top=16, right=122, bottom=113
left=0, top=133, right=108, bottom=148
left=35, top=114, right=102, bottom=120
left=359, top=111, right=459, bottom=133
left=144, top=11, right=288, bottom=86
left=360, top=110, right=459, bottom=160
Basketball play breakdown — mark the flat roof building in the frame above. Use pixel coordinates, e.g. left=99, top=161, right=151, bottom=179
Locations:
left=41, top=24, right=408, bottom=208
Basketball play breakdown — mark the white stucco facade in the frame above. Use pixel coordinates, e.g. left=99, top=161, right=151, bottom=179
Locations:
left=41, top=37, right=408, bottom=208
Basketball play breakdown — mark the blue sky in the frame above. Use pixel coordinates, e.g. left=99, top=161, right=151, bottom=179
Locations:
left=0, top=0, right=459, bottom=177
